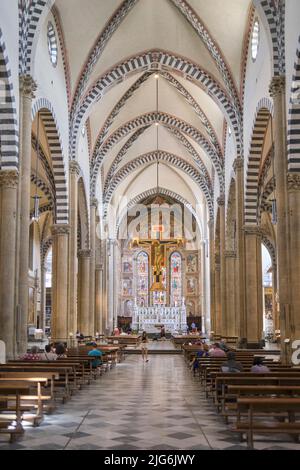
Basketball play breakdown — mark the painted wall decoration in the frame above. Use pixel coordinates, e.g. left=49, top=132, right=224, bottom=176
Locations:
left=122, top=278, right=133, bottom=296
left=122, top=256, right=133, bottom=273
left=186, top=254, right=198, bottom=273
left=186, top=277, right=197, bottom=295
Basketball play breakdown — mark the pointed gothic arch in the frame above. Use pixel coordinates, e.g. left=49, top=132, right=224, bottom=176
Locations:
left=0, top=28, right=19, bottom=170
left=245, top=99, right=273, bottom=225
left=71, top=50, right=242, bottom=161
left=32, top=98, right=68, bottom=224
left=92, top=111, right=222, bottom=196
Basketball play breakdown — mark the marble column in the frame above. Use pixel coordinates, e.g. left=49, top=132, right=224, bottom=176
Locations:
left=0, top=170, right=18, bottom=359
left=40, top=264, right=46, bottom=334
left=51, top=224, right=70, bottom=342
left=233, top=157, right=246, bottom=341
left=218, top=196, right=226, bottom=336
left=208, top=219, right=216, bottom=334
left=244, top=226, right=263, bottom=343
left=95, top=264, right=102, bottom=334
left=287, top=175, right=300, bottom=342
left=17, top=75, right=37, bottom=354
left=89, top=198, right=98, bottom=337
left=78, top=249, right=91, bottom=336
left=225, top=251, right=237, bottom=337
left=68, top=161, right=80, bottom=335
left=214, top=255, right=221, bottom=335
left=269, top=77, right=291, bottom=350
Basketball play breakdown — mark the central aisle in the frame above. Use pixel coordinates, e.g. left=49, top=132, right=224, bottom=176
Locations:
left=0, top=354, right=297, bottom=450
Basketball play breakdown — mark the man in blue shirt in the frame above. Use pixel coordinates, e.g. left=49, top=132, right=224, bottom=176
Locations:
left=88, top=343, right=103, bottom=368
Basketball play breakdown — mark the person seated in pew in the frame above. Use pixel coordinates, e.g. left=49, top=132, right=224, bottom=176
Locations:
left=220, top=352, right=244, bottom=373
left=20, top=345, right=41, bottom=361
left=208, top=343, right=226, bottom=357
left=39, top=344, right=57, bottom=361
left=219, top=338, right=230, bottom=353
left=251, top=356, right=270, bottom=373
left=88, top=343, right=103, bottom=369
left=190, top=343, right=209, bottom=375
left=55, top=343, right=67, bottom=358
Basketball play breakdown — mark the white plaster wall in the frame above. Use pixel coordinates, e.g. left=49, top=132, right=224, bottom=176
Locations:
left=285, top=0, right=300, bottom=113
left=243, top=10, right=272, bottom=174
left=33, top=10, right=69, bottom=172
left=0, top=0, right=19, bottom=119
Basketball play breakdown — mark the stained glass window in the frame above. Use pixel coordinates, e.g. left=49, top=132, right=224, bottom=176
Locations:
left=170, top=252, right=182, bottom=306
left=137, top=252, right=149, bottom=307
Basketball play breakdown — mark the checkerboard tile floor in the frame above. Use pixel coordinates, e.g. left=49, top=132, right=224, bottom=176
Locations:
left=0, top=355, right=299, bottom=450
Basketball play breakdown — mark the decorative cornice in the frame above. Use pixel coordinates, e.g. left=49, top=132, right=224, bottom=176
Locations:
left=19, top=74, right=37, bottom=98
left=217, top=195, right=225, bottom=206
left=78, top=249, right=91, bottom=258
left=269, top=75, right=285, bottom=98
left=225, top=250, right=236, bottom=258
left=233, top=157, right=243, bottom=172
left=287, top=174, right=300, bottom=191
left=243, top=225, right=262, bottom=236
left=51, top=224, right=70, bottom=236
left=0, top=170, right=19, bottom=188
left=69, top=161, right=81, bottom=176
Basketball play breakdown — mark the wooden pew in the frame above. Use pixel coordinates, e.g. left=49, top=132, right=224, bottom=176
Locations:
left=232, top=397, right=300, bottom=448
left=0, top=371, right=58, bottom=413
left=0, top=364, right=73, bottom=402
left=0, top=377, right=48, bottom=430
left=0, top=381, right=33, bottom=442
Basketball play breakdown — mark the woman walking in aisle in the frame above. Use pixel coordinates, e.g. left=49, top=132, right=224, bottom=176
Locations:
left=141, top=331, right=149, bottom=362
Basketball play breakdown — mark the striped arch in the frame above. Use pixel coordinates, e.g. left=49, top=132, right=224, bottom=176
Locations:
left=258, top=177, right=275, bottom=222
left=261, top=234, right=277, bottom=269
left=104, top=125, right=211, bottom=196
left=19, top=0, right=55, bottom=75
left=169, top=0, right=241, bottom=112
left=92, top=71, right=222, bottom=162
left=253, top=0, right=285, bottom=76
left=115, top=186, right=203, bottom=239
left=71, top=50, right=242, bottom=161
left=245, top=99, right=273, bottom=225
left=104, top=151, right=213, bottom=218
left=32, top=98, right=68, bottom=224
left=0, top=29, right=19, bottom=170
left=287, top=36, right=300, bottom=172
left=71, top=0, right=139, bottom=117
left=78, top=177, right=90, bottom=250
left=41, top=236, right=53, bottom=268
left=92, top=111, right=223, bottom=195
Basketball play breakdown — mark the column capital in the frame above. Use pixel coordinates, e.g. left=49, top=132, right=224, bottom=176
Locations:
left=19, top=74, right=37, bottom=98
left=269, top=75, right=285, bottom=98
left=225, top=250, right=236, bottom=258
left=78, top=249, right=91, bottom=258
left=217, top=195, right=225, bottom=206
left=51, top=224, right=70, bottom=236
left=243, top=225, right=262, bottom=236
left=91, top=198, right=98, bottom=209
left=233, top=157, right=243, bottom=172
left=96, top=264, right=103, bottom=271
left=287, top=173, right=300, bottom=191
left=0, top=169, right=19, bottom=188
left=69, top=160, right=81, bottom=176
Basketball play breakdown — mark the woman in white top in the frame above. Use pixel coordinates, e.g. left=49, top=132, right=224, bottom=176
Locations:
left=141, top=331, right=149, bottom=362
left=39, top=344, right=57, bottom=361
